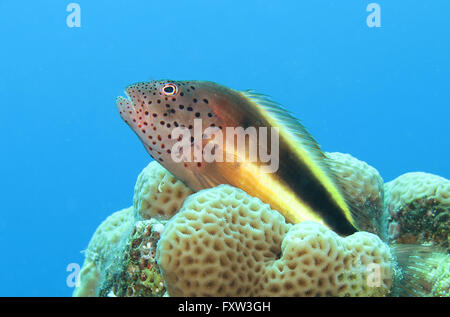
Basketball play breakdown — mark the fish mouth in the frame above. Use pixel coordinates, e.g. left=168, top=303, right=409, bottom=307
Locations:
left=116, top=89, right=135, bottom=123
left=116, top=83, right=145, bottom=110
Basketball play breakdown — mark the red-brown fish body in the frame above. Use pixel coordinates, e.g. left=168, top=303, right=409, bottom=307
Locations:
left=117, top=80, right=358, bottom=235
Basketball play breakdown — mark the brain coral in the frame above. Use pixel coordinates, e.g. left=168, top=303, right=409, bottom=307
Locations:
left=325, top=152, right=385, bottom=239
left=157, top=184, right=394, bottom=297
left=72, top=258, right=100, bottom=297
left=134, top=161, right=193, bottom=220
left=76, top=159, right=449, bottom=297
left=384, top=172, right=449, bottom=251
left=73, top=206, right=135, bottom=296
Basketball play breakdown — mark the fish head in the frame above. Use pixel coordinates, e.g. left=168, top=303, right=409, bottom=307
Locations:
left=116, top=80, right=237, bottom=186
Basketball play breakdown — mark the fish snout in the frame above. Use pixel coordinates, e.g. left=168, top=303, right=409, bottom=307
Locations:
left=116, top=95, right=135, bottom=124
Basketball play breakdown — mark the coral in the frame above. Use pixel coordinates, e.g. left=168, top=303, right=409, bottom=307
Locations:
left=72, top=259, right=100, bottom=297
left=73, top=206, right=135, bottom=296
left=384, top=172, right=450, bottom=251
left=134, top=161, right=193, bottom=220
left=75, top=158, right=449, bottom=297
left=393, top=246, right=449, bottom=297
left=85, top=207, right=135, bottom=265
left=430, top=254, right=450, bottom=297
left=157, top=184, right=288, bottom=296
left=74, top=160, right=191, bottom=297
left=326, top=152, right=386, bottom=239
left=98, top=219, right=167, bottom=297
left=261, top=222, right=393, bottom=297
left=157, top=184, right=394, bottom=297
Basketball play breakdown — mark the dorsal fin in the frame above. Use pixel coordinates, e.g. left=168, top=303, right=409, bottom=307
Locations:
left=240, top=90, right=362, bottom=231
left=241, top=90, right=324, bottom=157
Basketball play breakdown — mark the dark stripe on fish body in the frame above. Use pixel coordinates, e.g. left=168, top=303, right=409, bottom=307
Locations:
left=275, top=140, right=357, bottom=235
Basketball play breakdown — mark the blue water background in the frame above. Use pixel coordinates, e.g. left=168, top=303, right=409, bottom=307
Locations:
left=0, top=1, right=448, bottom=296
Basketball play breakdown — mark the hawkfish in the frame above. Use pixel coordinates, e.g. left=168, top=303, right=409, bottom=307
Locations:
left=117, top=80, right=361, bottom=235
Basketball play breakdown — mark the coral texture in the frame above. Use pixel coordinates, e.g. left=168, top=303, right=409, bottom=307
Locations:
left=384, top=172, right=449, bottom=251
left=73, top=206, right=134, bottom=296
left=134, top=161, right=193, bottom=220
left=326, top=152, right=385, bottom=239
left=72, top=259, right=100, bottom=297
left=157, top=185, right=393, bottom=297
left=430, top=254, right=450, bottom=297
left=85, top=207, right=135, bottom=262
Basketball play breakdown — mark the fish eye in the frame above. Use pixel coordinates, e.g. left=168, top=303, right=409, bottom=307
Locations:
left=161, top=83, right=178, bottom=96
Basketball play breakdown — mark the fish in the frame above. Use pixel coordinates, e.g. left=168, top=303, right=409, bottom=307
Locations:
left=116, top=80, right=362, bottom=235
left=116, top=80, right=450, bottom=297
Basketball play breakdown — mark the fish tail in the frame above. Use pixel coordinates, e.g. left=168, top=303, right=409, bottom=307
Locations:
left=391, top=244, right=449, bottom=297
